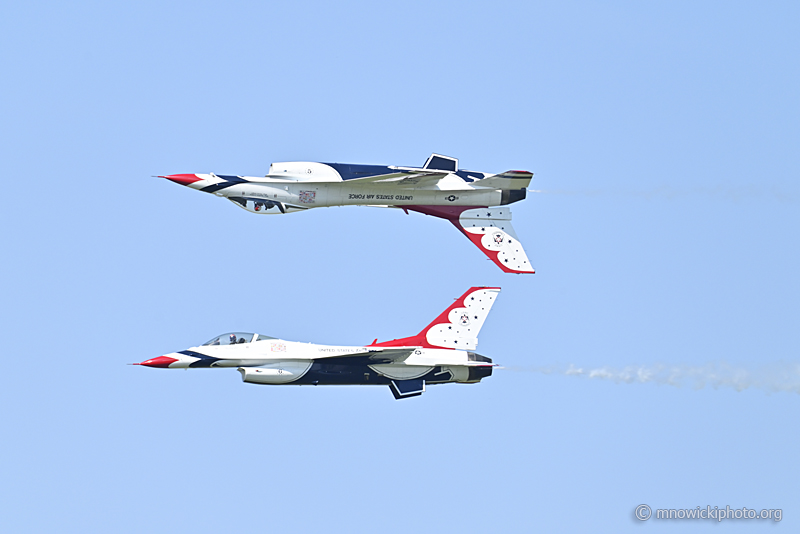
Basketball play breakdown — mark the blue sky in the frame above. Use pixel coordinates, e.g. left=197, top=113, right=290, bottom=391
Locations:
left=1, top=1, right=798, bottom=532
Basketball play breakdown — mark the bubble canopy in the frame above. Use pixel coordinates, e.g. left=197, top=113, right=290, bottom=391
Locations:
left=202, top=332, right=275, bottom=346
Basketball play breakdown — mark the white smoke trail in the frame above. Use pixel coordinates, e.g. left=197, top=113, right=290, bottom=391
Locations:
left=528, top=186, right=800, bottom=203
left=500, top=362, right=800, bottom=394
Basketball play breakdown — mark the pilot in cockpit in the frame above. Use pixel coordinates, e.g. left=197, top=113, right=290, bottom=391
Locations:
left=229, top=334, right=237, bottom=345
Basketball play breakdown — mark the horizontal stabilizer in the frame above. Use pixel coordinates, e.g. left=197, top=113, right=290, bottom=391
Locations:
left=472, top=170, right=533, bottom=189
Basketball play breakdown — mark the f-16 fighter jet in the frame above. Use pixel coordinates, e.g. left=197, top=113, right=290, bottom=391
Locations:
left=161, top=154, right=534, bottom=273
left=135, top=287, right=500, bottom=399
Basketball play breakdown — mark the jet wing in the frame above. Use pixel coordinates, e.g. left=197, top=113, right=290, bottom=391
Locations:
left=342, top=171, right=448, bottom=187
left=405, top=206, right=535, bottom=274
left=315, top=348, right=416, bottom=362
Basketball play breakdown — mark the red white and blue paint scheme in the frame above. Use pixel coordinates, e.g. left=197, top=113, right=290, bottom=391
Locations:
left=161, top=154, right=534, bottom=273
left=135, top=287, right=500, bottom=399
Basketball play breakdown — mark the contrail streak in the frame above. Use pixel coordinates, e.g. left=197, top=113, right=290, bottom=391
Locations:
left=500, top=362, right=800, bottom=393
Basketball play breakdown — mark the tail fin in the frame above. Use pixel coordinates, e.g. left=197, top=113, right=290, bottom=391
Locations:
left=373, top=287, right=500, bottom=350
left=404, top=206, right=535, bottom=274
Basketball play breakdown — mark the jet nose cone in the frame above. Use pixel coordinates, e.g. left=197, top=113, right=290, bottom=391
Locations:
left=161, top=174, right=203, bottom=186
left=137, top=356, right=179, bottom=368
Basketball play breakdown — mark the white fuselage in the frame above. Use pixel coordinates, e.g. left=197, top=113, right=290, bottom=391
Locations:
left=233, top=181, right=501, bottom=209
left=188, top=172, right=504, bottom=214
left=161, top=338, right=484, bottom=385
left=139, top=284, right=501, bottom=398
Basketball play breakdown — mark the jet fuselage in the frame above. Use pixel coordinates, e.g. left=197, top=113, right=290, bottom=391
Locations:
left=161, top=155, right=534, bottom=273
left=137, top=287, right=501, bottom=399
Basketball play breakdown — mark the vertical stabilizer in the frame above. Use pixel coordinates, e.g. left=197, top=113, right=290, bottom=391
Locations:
left=405, top=206, right=535, bottom=274
left=373, top=287, right=500, bottom=350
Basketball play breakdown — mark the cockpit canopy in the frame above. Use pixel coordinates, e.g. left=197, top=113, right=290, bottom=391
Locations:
left=202, top=332, right=275, bottom=346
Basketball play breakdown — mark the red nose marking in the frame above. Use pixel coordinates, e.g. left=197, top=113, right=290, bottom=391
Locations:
left=162, top=174, right=203, bottom=186
left=138, top=356, right=179, bottom=368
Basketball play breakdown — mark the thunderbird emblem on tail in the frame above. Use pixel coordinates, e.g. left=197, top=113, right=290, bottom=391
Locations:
left=160, top=154, right=535, bottom=273
left=135, top=287, right=501, bottom=400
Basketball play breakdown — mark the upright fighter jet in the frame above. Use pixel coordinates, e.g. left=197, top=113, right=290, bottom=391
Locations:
left=135, top=287, right=500, bottom=399
left=161, top=154, right=534, bottom=273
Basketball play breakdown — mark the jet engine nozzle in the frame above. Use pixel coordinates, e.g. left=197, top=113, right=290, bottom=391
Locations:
left=500, top=188, right=526, bottom=205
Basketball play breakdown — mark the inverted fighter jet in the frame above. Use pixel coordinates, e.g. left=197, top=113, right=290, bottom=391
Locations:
left=135, top=287, right=500, bottom=399
left=161, top=154, right=534, bottom=273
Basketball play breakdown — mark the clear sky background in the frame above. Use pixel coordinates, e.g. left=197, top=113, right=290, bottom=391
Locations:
left=1, top=1, right=798, bottom=532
